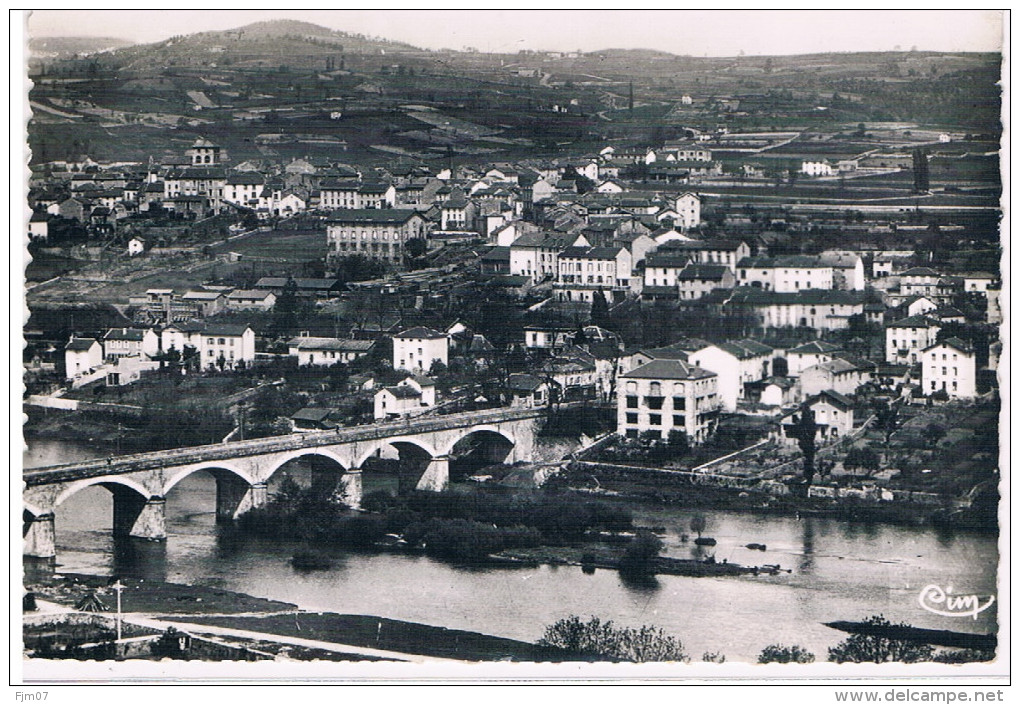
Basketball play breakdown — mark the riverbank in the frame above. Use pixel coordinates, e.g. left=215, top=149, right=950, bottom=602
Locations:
left=23, top=572, right=581, bottom=662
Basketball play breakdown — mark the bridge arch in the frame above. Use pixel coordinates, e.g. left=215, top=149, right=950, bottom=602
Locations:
left=263, top=448, right=350, bottom=481
left=55, top=476, right=153, bottom=508
left=162, top=462, right=257, bottom=496
left=440, top=425, right=516, bottom=457
left=354, top=437, right=438, bottom=470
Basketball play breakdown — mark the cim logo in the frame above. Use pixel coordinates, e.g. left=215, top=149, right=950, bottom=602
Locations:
left=918, top=584, right=995, bottom=620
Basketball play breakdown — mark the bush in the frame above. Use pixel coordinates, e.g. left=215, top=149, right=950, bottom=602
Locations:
left=618, top=530, right=663, bottom=575
left=758, top=644, right=816, bottom=664
left=539, top=615, right=689, bottom=663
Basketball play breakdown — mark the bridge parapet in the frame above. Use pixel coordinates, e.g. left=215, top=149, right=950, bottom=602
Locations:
left=25, top=406, right=551, bottom=486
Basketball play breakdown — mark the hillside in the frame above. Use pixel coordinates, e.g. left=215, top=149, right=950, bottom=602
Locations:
left=29, top=36, right=134, bottom=59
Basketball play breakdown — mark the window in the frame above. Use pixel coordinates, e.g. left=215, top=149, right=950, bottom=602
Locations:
left=646, top=396, right=664, bottom=410
left=673, top=415, right=684, bottom=426
left=626, top=413, right=638, bottom=424
left=626, top=396, right=638, bottom=409
left=649, top=414, right=662, bottom=426
left=672, top=396, right=686, bottom=410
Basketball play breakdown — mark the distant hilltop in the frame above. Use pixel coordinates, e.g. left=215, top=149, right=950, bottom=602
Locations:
left=29, top=36, right=134, bottom=58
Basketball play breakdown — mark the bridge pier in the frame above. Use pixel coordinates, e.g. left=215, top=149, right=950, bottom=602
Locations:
left=128, top=497, right=167, bottom=541
left=333, top=471, right=362, bottom=509
left=416, top=455, right=450, bottom=492
left=216, top=478, right=267, bottom=522
left=24, top=513, right=56, bottom=559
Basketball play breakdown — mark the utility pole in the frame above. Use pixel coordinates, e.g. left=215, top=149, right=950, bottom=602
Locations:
left=111, top=579, right=125, bottom=642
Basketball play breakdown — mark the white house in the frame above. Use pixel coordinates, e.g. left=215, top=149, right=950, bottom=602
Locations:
left=103, top=328, right=159, bottom=360
left=687, top=339, right=776, bottom=412
left=785, top=340, right=844, bottom=376
left=288, top=336, right=375, bottom=366
left=960, top=272, right=997, bottom=293
left=736, top=256, right=834, bottom=292
left=885, top=316, right=941, bottom=365
left=799, top=356, right=874, bottom=398
left=779, top=391, right=854, bottom=444
left=326, top=209, right=429, bottom=265
left=801, top=161, right=834, bottom=177
left=818, top=252, right=867, bottom=291
left=225, top=289, right=277, bottom=311
left=921, top=337, right=976, bottom=399
left=64, top=337, right=103, bottom=380
left=554, top=245, right=632, bottom=302
left=509, top=232, right=589, bottom=283
left=674, top=192, right=702, bottom=230
left=196, top=324, right=256, bottom=370
left=617, top=358, right=720, bottom=444
left=127, top=237, right=146, bottom=256
left=392, top=326, right=449, bottom=373
left=373, top=375, right=436, bottom=420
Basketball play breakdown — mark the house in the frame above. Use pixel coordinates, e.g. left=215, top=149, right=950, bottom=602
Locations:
left=675, top=264, right=736, bottom=301
left=779, top=391, right=854, bottom=444
left=617, top=359, right=720, bottom=444
left=439, top=193, right=477, bottom=231
left=223, top=172, right=264, bottom=207
left=225, top=289, right=277, bottom=311
left=105, top=353, right=160, bottom=387
left=28, top=212, right=49, bottom=241
left=818, top=252, right=866, bottom=291
left=539, top=348, right=601, bottom=401
left=619, top=339, right=711, bottom=374
left=921, top=337, right=976, bottom=399
left=288, top=336, right=375, bottom=366
left=392, top=327, right=448, bottom=373
left=899, top=267, right=943, bottom=298
left=658, top=239, right=750, bottom=271
left=509, top=231, right=590, bottom=283
left=785, top=340, right=844, bottom=376
left=186, top=137, right=222, bottom=166
left=373, top=376, right=436, bottom=420
left=885, top=316, right=941, bottom=364
left=103, top=328, right=159, bottom=360
left=127, top=237, right=146, bottom=256
left=506, top=373, right=551, bottom=408
left=64, top=337, right=103, bottom=380
left=673, top=192, right=702, bottom=230
left=325, top=209, right=429, bottom=265
left=760, top=376, right=799, bottom=408
left=959, top=272, right=997, bottom=293
left=799, top=356, right=875, bottom=398
left=687, top=339, right=776, bottom=411
left=801, top=161, right=834, bottom=177
left=554, top=246, right=632, bottom=302
left=291, top=408, right=335, bottom=431
left=523, top=325, right=577, bottom=351
left=180, top=290, right=225, bottom=318
left=736, top=256, right=834, bottom=292
left=721, top=288, right=869, bottom=331
left=195, top=324, right=256, bottom=370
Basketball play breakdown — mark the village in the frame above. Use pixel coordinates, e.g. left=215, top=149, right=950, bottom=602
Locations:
left=20, top=16, right=1003, bottom=669
left=25, top=125, right=1001, bottom=516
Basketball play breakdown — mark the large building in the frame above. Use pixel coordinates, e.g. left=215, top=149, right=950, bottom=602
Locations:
left=392, top=327, right=449, bottom=373
left=326, top=209, right=429, bottom=265
left=885, top=315, right=941, bottom=365
left=617, top=358, right=720, bottom=444
left=921, top=337, right=977, bottom=399
left=736, top=255, right=834, bottom=292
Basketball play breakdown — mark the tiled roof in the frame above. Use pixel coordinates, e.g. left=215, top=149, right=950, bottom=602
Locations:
left=621, top=358, right=717, bottom=381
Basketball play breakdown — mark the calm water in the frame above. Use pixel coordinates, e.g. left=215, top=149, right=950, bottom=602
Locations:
left=24, top=439, right=999, bottom=662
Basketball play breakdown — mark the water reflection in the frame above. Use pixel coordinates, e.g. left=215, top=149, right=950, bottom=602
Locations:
left=799, top=518, right=816, bottom=574
left=111, top=537, right=167, bottom=582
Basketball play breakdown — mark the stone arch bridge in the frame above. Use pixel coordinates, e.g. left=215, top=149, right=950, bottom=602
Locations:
left=24, top=407, right=549, bottom=559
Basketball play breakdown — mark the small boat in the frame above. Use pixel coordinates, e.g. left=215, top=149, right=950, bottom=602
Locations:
left=745, top=543, right=767, bottom=551
left=694, top=537, right=717, bottom=547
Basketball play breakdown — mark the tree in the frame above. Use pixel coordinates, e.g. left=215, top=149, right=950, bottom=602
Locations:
left=758, top=644, right=816, bottom=664
left=922, top=423, right=947, bottom=448
left=844, top=446, right=881, bottom=477
left=788, top=407, right=819, bottom=490
left=405, top=237, right=428, bottom=259
left=538, top=616, right=689, bottom=662
left=590, top=288, right=610, bottom=328
left=912, top=148, right=930, bottom=193
left=689, top=513, right=707, bottom=539
left=618, top=529, right=663, bottom=576
left=828, top=615, right=935, bottom=664
left=873, top=400, right=900, bottom=448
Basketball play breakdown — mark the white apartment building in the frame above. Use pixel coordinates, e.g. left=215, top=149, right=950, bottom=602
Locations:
left=885, top=316, right=941, bottom=364
left=617, top=359, right=720, bottom=444
left=392, top=327, right=449, bottom=373
left=921, top=338, right=977, bottom=399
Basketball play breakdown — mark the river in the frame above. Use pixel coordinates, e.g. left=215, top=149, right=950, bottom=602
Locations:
left=23, top=438, right=999, bottom=662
